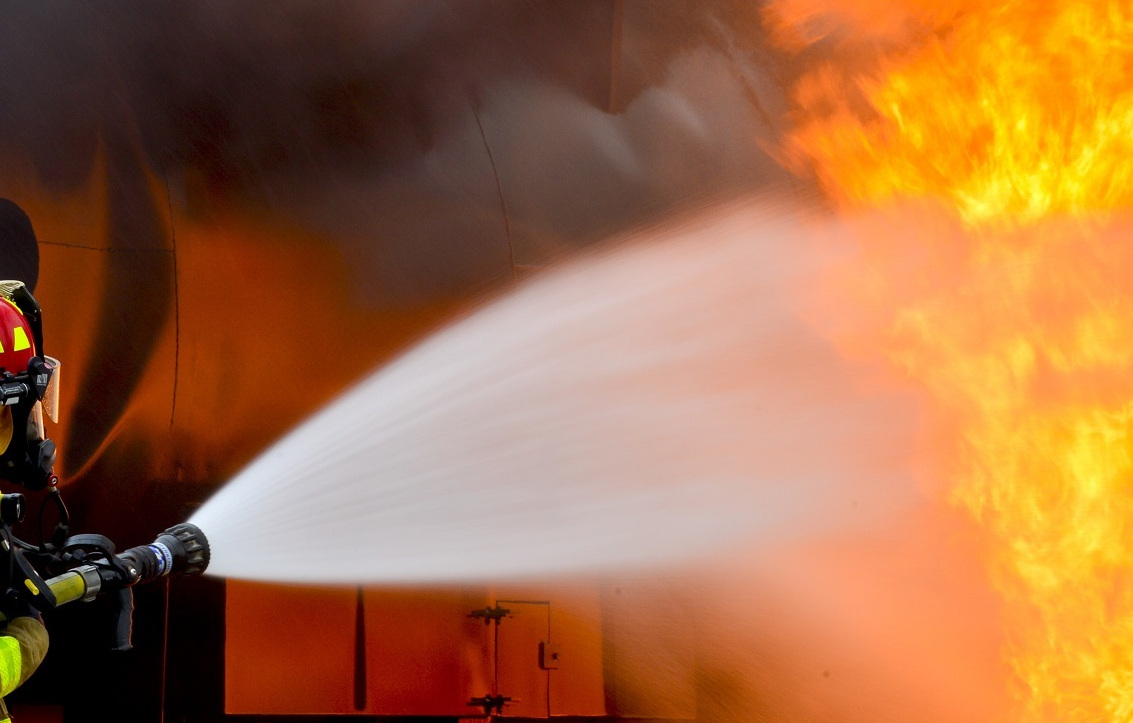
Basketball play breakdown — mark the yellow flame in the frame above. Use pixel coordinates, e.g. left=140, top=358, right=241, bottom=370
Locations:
left=786, top=2, right=1133, bottom=228
left=775, top=0, right=1133, bottom=719
left=883, top=226, right=1133, bottom=719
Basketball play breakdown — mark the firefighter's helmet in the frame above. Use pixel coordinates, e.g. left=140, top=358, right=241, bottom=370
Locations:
left=0, top=296, right=35, bottom=375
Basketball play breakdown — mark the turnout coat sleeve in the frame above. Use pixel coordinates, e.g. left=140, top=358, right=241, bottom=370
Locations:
left=0, top=616, right=48, bottom=722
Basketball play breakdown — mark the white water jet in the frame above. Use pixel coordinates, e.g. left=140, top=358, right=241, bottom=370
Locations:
left=190, top=195, right=921, bottom=584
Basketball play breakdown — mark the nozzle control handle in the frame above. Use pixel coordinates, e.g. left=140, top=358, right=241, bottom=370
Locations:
left=111, top=587, right=134, bottom=651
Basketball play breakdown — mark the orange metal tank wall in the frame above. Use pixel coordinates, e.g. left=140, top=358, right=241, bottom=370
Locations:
left=226, top=579, right=695, bottom=718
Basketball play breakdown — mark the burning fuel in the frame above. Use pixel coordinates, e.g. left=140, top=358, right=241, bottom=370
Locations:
left=771, top=0, right=1133, bottom=719
left=776, top=0, right=1133, bottom=228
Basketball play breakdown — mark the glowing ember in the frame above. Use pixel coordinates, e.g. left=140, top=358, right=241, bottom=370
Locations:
left=772, top=0, right=1133, bottom=719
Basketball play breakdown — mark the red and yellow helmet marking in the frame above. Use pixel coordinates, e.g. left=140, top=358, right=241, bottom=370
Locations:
left=0, top=298, right=34, bottom=368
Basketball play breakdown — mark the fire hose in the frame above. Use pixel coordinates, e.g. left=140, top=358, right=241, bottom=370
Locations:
left=0, top=492, right=210, bottom=650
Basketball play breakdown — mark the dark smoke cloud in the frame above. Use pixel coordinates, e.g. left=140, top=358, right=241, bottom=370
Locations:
left=0, top=0, right=802, bottom=303
left=0, top=0, right=810, bottom=516
left=0, top=0, right=820, bottom=526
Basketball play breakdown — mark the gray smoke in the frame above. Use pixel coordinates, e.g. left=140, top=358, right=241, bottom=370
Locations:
left=0, top=1, right=802, bottom=302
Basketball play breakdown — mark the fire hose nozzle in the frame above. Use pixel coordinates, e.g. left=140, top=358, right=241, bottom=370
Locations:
left=117, top=523, right=210, bottom=585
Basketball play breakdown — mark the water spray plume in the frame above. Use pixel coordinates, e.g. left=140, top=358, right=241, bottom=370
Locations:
left=190, top=197, right=920, bottom=585
left=772, top=0, right=1133, bottom=718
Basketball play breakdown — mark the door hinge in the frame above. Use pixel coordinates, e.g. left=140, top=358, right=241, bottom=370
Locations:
left=468, top=605, right=511, bottom=624
left=469, top=693, right=513, bottom=716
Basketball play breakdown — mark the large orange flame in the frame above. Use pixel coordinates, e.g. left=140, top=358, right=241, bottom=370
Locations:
left=780, top=1, right=1133, bottom=227
left=773, top=0, right=1133, bottom=719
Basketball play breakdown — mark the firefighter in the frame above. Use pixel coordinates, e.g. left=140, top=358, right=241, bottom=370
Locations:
left=0, top=287, right=54, bottom=721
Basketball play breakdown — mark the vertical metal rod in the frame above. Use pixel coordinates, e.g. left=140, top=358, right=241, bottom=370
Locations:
left=493, top=600, right=501, bottom=696
left=159, top=577, right=170, bottom=723
left=545, top=602, right=552, bottom=715
left=353, top=586, right=367, bottom=711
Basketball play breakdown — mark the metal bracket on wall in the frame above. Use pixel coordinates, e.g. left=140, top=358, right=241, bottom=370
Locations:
left=468, top=605, right=514, bottom=715
left=468, top=693, right=514, bottom=716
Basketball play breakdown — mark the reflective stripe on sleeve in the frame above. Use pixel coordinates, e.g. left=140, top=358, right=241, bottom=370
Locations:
left=0, top=635, right=21, bottom=697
